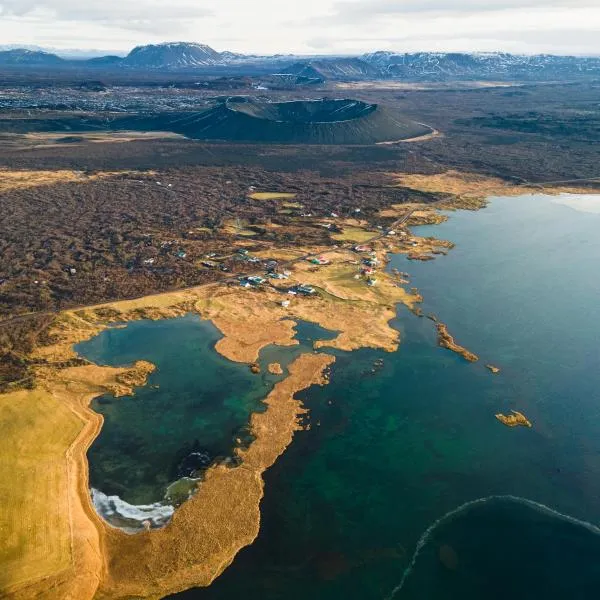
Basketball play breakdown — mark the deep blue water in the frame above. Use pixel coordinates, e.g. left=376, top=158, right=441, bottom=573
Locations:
left=167, top=195, right=600, bottom=599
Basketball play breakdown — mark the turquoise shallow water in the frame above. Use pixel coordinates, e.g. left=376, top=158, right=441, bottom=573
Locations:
left=76, top=315, right=270, bottom=506
left=165, top=195, right=600, bottom=599
left=76, top=314, right=336, bottom=527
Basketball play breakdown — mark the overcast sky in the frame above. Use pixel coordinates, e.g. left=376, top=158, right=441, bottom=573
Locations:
left=1, top=0, right=599, bottom=56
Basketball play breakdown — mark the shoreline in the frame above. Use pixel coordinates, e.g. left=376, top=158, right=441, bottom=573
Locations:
left=3, top=170, right=600, bottom=599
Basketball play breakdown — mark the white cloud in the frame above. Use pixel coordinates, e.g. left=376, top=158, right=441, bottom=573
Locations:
left=0, top=0, right=598, bottom=55
left=0, top=0, right=211, bottom=20
left=329, top=0, right=599, bottom=19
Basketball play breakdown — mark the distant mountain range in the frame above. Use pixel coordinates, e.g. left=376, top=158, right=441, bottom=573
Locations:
left=1, top=42, right=600, bottom=81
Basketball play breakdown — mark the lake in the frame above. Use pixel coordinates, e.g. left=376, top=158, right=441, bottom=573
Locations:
left=81, top=193, right=600, bottom=597
left=170, top=194, right=600, bottom=599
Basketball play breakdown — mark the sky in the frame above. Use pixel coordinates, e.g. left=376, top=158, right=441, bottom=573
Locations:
left=0, top=0, right=599, bottom=56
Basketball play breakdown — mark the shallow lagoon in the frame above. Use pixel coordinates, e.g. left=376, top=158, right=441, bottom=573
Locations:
left=77, top=315, right=269, bottom=506
left=77, top=314, right=336, bottom=528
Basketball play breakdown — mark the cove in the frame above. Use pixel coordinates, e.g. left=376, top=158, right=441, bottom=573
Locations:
left=76, top=314, right=336, bottom=530
left=170, top=195, right=600, bottom=599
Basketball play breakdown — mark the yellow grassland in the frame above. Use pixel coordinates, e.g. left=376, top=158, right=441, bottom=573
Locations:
left=0, top=169, right=148, bottom=192
left=249, top=192, right=297, bottom=201
left=392, top=170, right=600, bottom=210
left=332, top=226, right=377, bottom=243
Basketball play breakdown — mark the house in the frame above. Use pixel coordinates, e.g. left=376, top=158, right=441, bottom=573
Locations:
left=386, top=230, right=396, bottom=236
left=246, top=275, right=266, bottom=285
left=362, top=267, right=375, bottom=276
left=309, top=256, right=330, bottom=266
left=237, top=249, right=249, bottom=256
left=281, top=300, right=291, bottom=308
left=143, top=258, right=155, bottom=266
left=367, top=278, right=378, bottom=287
left=295, top=284, right=316, bottom=296
left=202, top=260, right=218, bottom=268
left=177, top=250, right=187, bottom=259
left=353, top=244, right=372, bottom=253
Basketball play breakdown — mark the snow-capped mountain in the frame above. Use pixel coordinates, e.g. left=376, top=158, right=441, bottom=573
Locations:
left=283, top=58, right=380, bottom=81
left=0, top=49, right=65, bottom=66
left=121, top=42, right=224, bottom=68
left=361, top=51, right=600, bottom=80
left=0, top=43, right=598, bottom=81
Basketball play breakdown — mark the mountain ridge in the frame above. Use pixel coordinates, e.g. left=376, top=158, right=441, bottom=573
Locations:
left=1, top=42, right=599, bottom=81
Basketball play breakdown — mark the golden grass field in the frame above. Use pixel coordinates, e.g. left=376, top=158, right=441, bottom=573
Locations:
left=249, top=192, right=297, bottom=201
left=221, top=218, right=258, bottom=237
left=0, top=389, right=82, bottom=592
left=0, top=168, right=150, bottom=192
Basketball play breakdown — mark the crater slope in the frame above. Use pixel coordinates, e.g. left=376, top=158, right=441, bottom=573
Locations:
left=123, top=98, right=432, bottom=145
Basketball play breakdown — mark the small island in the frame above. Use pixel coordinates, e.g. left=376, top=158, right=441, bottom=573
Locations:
left=436, top=323, right=479, bottom=362
left=268, top=363, right=284, bottom=375
left=495, top=410, right=532, bottom=428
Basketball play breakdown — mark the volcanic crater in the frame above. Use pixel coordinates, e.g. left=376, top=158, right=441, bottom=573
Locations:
left=128, top=97, right=432, bottom=145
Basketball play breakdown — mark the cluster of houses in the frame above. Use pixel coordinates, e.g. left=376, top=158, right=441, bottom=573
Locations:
left=236, top=252, right=318, bottom=297
left=238, top=273, right=316, bottom=297
left=353, top=244, right=380, bottom=287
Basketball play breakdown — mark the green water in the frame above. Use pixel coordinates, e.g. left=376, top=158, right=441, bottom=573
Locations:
left=76, top=315, right=269, bottom=506
left=76, top=314, right=336, bottom=529
left=166, top=194, right=600, bottom=599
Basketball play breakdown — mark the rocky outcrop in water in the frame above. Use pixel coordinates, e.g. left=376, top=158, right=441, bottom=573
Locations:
left=436, top=323, right=479, bottom=362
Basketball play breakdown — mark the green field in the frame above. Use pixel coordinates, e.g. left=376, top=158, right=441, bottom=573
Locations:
left=331, top=226, right=376, bottom=243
